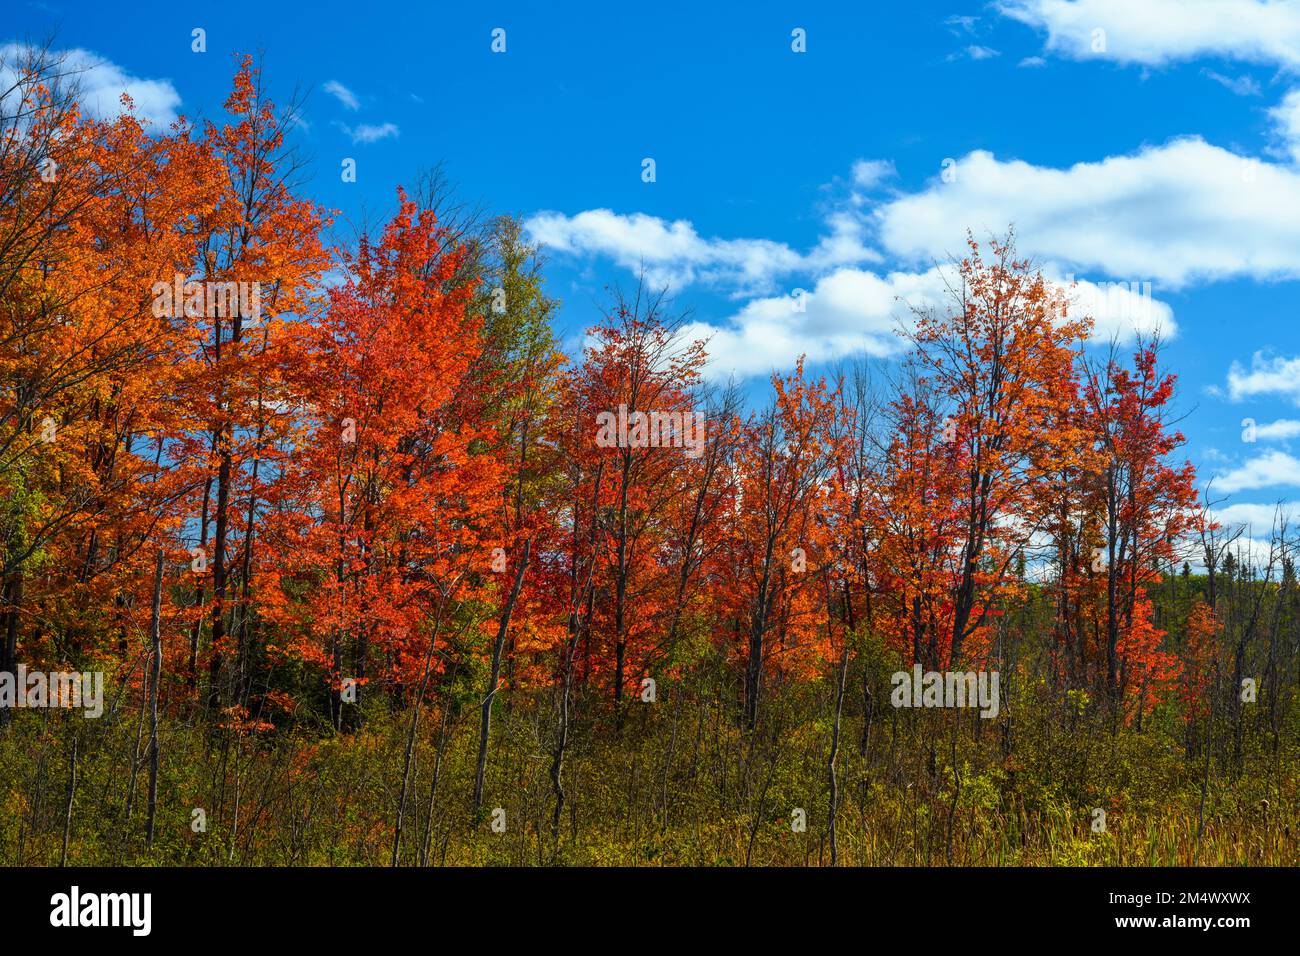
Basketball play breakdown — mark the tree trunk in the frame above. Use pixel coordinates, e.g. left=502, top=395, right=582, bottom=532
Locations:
left=474, top=538, right=532, bottom=810
left=0, top=570, right=23, bottom=729
left=828, top=638, right=849, bottom=864
left=60, top=729, right=77, bottom=866
left=146, top=548, right=165, bottom=848
left=207, top=313, right=237, bottom=714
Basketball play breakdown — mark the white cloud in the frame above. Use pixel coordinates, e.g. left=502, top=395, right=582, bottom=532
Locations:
left=1049, top=272, right=1177, bottom=340
left=322, top=80, right=360, bottom=111
left=539, top=137, right=1293, bottom=316
left=1226, top=351, right=1300, bottom=403
left=1214, top=449, right=1300, bottom=492
left=527, top=209, right=798, bottom=293
left=851, top=159, right=896, bottom=190
left=998, top=0, right=1300, bottom=68
left=1254, top=418, right=1300, bottom=440
left=680, top=266, right=948, bottom=380
left=531, top=152, right=1183, bottom=381
left=525, top=208, right=879, bottom=296
left=1199, top=526, right=1288, bottom=572
left=340, top=121, right=399, bottom=144
left=874, top=140, right=1300, bottom=289
left=1206, top=530, right=1287, bottom=572
left=1270, top=88, right=1300, bottom=161
left=0, top=43, right=180, bottom=127
left=659, top=258, right=1171, bottom=381
left=945, top=15, right=981, bottom=36
left=804, top=211, right=882, bottom=273
left=1204, top=69, right=1263, bottom=96
left=1019, top=55, right=1048, bottom=67
left=1212, top=501, right=1294, bottom=528
left=948, top=45, right=1001, bottom=63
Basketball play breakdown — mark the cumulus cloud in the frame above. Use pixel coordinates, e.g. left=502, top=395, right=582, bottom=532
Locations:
left=1253, top=418, right=1300, bottom=440
left=529, top=149, right=1187, bottom=380
left=678, top=266, right=949, bottom=380
left=539, top=141, right=1258, bottom=326
left=1049, top=272, right=1177, bottom=340
left=1212, top=501, right=1294, bottom=528
left=0, top=43, right=180, bottom=127
left=1214, top=449, right=1300, bottom=492
left=685, top=262, right=1174, bottom=380
left=998, top=0, right=1300, bottom=68
left=1270, top=89, right=1300, bottom=161
left=804, top=211, right=883, bottom=273
left=524, top=208, right=879, bottom=296
left=1226, top=351, right=1300, bottom=404
left=874, top=140, right=1300, bottom=289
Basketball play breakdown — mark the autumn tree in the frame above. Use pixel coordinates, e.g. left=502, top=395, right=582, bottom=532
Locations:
left=263, top=191, right=495, bottom=731
left=873, top=366, right=967, bottom=669
left=181, top=56, right=328, bottom=713
left=0, top=44, right=224, bottom=716
left=564, top=284, right=708, bottom=717
left=906, top=233, right=1089, bottom=666
left=723, top=359, right=842, bottom=730
left=1080, top=336, right=1197, bottom=709
left=469, top=215, right=565, bottom=808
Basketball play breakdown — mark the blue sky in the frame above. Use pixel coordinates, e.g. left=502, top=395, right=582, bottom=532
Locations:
left=7, top=0, right=1300, bottom=546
